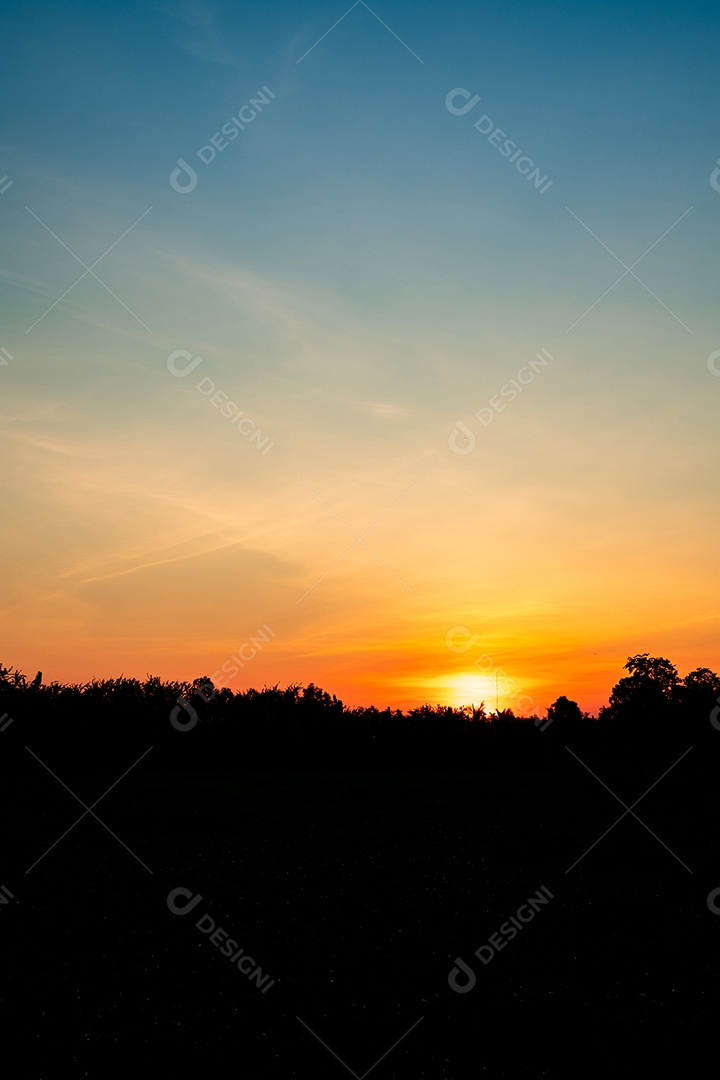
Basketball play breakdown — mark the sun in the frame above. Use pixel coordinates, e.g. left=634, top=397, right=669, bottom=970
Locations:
left=396, top=671, right=508, bottom=712
left=448, top=673, right=499, bottom=709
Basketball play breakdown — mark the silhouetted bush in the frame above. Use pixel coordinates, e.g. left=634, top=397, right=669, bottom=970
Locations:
left=1, top=652, right=714, bottom=775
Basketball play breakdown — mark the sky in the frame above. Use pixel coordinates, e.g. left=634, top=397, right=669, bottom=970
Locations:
left=1, top=0, right=719, bottom=714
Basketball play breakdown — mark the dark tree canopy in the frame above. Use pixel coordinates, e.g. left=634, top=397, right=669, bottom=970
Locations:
left=623, top=653, right=679, bottom=699
left=546, top=695, right=583, bottom=727
left=1, top=650, right=717, bottom=771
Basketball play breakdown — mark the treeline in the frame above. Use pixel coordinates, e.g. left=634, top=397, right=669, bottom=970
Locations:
left=1, top=653, right=718, bottom=774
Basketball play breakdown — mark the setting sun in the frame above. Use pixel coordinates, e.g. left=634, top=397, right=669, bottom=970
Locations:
left=2, top=0, right=718, bottom=722
left=1, top=1, right=715, bottom=1072
left=449, top=674, right=500, bottom=710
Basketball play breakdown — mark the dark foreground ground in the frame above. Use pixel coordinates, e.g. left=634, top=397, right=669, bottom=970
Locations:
left=2, top=752, right=717, bottom=1077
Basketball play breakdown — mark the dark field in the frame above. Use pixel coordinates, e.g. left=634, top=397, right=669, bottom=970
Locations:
left=3, top=753, right=717, bottom=1077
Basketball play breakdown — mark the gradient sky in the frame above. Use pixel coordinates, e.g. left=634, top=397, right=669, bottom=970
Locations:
left=2, top=0, right=719, bottom=714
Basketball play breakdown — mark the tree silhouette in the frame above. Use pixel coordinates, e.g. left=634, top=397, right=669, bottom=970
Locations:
left=0, top=648, right=716, bottom=772
left=546, top=695, right=583, bottom=729
left=682, top=666, right=720, bottom=697
left=608, top=653, right=678, bottom=720
left=623, top=653, right=679, bottom=699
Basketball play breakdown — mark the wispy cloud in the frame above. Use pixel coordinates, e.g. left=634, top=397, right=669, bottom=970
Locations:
left=160, top=0, right=240, bottom=66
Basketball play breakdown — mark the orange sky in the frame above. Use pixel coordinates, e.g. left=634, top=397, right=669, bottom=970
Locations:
left=3, top=16, right=719, bottom=713
left=4, top=407, right=718, bottom=715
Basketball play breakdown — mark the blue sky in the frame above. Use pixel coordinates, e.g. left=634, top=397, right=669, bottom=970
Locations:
left=1, top=0, right=719, bottom=710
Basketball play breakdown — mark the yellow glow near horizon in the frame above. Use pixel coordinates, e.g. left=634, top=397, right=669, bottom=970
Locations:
left=448, top=673, right=500, bottom=709
left=3, top=244, right=720, bottom=720
left=405, top=672, right=520, bottom=712
left=3, top=13, right=720, bottom=725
